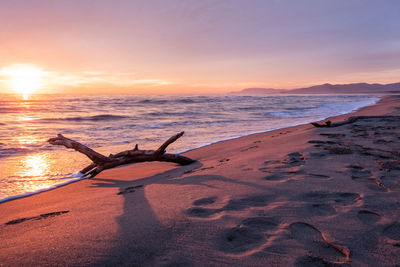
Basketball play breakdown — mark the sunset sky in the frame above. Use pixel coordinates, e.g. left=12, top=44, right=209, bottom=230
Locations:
left=0, top=0, right=399, bottom=94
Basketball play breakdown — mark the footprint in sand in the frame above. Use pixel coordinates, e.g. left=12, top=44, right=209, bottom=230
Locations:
left=258, top=160, right=281, bottom=173
left=320, top=133, right=345, bottom=139
left=306, top=203, right=336, bottom=217
left=117, top=185, right=143, bottom=195
left=218, top=158, right=230, bottom=166
left=223, top=194, right=274, bottom=211
left=324, top=146, right=353, bottom=155
left=193, top=196, right=217, bottom=206
left=295, top=255, right=347, bottom=267
left=240, top=145, right=259, bottom=152
left=353, top=230, right=379, bottom=251
left=308, top=173, right=330, bottom=179
left=312, top=136, right=352, bottom=155
left=216, top=217, right=279, bottom=254
left=381, top=174, right=400, bottom=189
left=289, top=222, right=349, bottom=264
left=350, top=127, right=369, bottom=138
left=263, top=160, right=280, bottom=166
left=347, top=165, right=372, bottom=180
left=186, top=194, right=274, bottom=218
left=240, top=217, right=279, bottom=231
left=258, top=167, right=269, bottom=172
left=6, top=210, right=70, bottom=225
left=383, top=222, right=400, bottom=241
left=377, top=160, right=400, bottom=171
left=346, top=165, right=389, bottom=191
left=281, top=152, right=306, bottom=166
left=263, top=173, right=287, bottom=181
left=308, top=140, right=338, bottom=148
left=185, top=166, right=215, bottom=174
left=186, top=207, right=220, bottom=218
left=260, top=153, right=307, bottom=182
left=262, top=168, right=305, bottom=181
left=309, top=152, right=328, bottom=158
left=217, top=225, right=265, bottom=254
left=301, top=191, right=360, bottom=206
left=299, top=192, right=360, bottom=217
left=357, top=210, right=381, bottom=225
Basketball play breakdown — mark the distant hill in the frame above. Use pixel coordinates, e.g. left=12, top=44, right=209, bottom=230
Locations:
left=234, top=88, right=284, bottom=94
left=233, top=82, right=400, bottom=94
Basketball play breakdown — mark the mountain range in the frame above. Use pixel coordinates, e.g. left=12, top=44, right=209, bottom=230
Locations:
left=233, top=82, right=400, bottom=94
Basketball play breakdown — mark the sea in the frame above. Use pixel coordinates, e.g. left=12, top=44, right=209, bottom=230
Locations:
left=0, top=94, right=380, bottom=202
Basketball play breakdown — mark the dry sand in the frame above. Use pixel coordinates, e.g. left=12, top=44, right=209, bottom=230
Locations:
left=1, top=96, right=400, bottom=266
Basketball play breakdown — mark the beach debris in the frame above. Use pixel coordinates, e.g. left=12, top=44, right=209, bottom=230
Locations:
left=311, top=115, right=400, bottom=128
left=48, top=132, right=195, bottom=178
left=312, top=120, right=332, bottom=127
left=311, top=117, right=358, bottom=128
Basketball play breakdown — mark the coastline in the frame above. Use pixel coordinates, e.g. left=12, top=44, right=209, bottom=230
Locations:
left=0, top=95, right=381, bottom=204
left=1, top=95, right=399, bottom=266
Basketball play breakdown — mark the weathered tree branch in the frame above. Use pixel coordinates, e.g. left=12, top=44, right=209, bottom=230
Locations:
left=48, top=132, right=195, bottom=178
left=48, top=134, right=111, bottom=163
left=311, top=116, right=367, bottom=128
left=311, top=115, right=400, bottom=128
left=155, top=131, right=184, bottom=156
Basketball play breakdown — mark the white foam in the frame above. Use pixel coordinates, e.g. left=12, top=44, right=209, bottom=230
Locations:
left=178, top=95, right=381, bottom=154
left=0, top=173, right=83, bottom=204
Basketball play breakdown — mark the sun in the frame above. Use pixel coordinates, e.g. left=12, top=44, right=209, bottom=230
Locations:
left=1, top=64, right=44, bottom=99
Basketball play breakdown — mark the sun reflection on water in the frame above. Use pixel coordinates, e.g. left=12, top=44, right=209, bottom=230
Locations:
left=0, top=150, right=82, bottom=199
left=17, top=153, right=53, bottom=193
left=23, top=154, right=49, bottom=177
left=17, top=116, right=36, bottom=121
left=15, top=135, right=43, bottom=147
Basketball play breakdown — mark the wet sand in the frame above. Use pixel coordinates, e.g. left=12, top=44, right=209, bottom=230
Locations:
left=1, top=96, right=400, bottom=266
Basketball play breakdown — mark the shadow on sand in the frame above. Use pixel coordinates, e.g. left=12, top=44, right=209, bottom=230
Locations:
left=87, top=160, right=273, bottom=266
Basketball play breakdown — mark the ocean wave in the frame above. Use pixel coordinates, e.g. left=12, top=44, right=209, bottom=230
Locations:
left=148, top=119, right=239, bottom=128
left=0, top=106, right=52, bottom=113
left=139, top=97, right=212, bottom=105
left=146, top=111, right=200, bottom=117
left=139, top=99, right=168, bottom=104
left=0, top=147, right=32, bottom=157
left=174, top=99, right=196, bottom=104
left=39, top=114, right=130, bottom=122
left=268, top=107, right=316, bottom=118
left=236, top=106, right=265, bottom=111
left=0, top=173, right=83, bottom=204
left=285, top=106, right=315, bottom=111
left=173, top=97, right=217, bottom=104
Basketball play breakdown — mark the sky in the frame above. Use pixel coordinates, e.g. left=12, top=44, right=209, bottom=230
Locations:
left=0, top=0, right=399, bottom=94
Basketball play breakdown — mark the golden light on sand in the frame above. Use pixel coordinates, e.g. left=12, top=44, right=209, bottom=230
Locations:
left=1, top=64, right=44, bottom=100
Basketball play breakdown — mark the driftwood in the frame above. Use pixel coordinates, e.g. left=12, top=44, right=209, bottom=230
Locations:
left=311, top=116, right=363, bottom=128
left=311, top=115, right=400, bottom=128
left=48, top=132, right=195, bottom=178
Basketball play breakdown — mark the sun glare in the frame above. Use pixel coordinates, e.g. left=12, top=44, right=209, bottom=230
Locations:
left=1, top=65, right=44, bottom=99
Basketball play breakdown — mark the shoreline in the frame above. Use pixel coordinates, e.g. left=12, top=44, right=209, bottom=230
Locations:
left=179, top=95, right=381, bottom=154
left=0, top=95, right=381, bottom=204
left=1, top=95, right=399, bottom=266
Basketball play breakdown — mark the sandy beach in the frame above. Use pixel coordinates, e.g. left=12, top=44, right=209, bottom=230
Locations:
left=1, top=95, right=400, bottom=266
